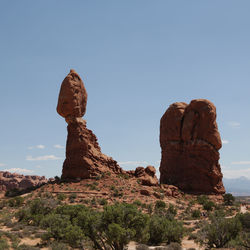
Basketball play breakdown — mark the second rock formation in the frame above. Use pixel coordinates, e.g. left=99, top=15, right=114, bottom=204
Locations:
left=160, top=99, right=225, bottom=194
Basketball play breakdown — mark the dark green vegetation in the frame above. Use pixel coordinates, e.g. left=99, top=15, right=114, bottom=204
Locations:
left=0, top=189, right=249, bottom=249
left=12, top=198, right=183, bottom=249
left=191, top=194, right=250, bottom=249
left=195, top=211, right=250, bottom=249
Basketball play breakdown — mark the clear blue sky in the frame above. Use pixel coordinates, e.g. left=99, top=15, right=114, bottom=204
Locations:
left=0, top=1, right=250, bottom=180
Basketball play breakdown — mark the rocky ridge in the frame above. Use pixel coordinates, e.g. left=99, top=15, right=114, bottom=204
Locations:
left=0, top=171, right=48, bottom=192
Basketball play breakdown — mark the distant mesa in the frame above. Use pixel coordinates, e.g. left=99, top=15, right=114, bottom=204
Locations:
left=159, top=99, right=225, bottom=194
left=0, top=171, right=47, bottom=193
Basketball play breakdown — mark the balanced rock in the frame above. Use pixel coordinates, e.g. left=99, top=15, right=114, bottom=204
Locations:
left=159, top=99, right=225, bottom=194
left=57, top=70, right=123, bottom=179
left=57, top=69, right=87, bottom=119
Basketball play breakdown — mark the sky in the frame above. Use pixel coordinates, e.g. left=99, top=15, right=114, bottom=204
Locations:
left=0, top=1, right=250, bottom=181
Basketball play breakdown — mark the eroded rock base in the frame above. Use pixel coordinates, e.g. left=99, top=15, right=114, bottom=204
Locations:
left=62, top=119, right=123, bottom=179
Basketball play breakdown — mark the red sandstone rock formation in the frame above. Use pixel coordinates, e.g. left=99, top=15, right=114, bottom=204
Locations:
left=57, top=70, right=124, bottom=179
left=0, top=171, right=47, bottom=192
left=57, top=69, right=87, bottom=119
left=160, top=99, right=225, bottom=194
left=134, top=166, right=158, bottom=186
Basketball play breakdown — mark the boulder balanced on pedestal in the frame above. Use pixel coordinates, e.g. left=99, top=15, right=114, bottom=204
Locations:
left=57, top=70, right=123, bottom=179
left=159, top=99, right=225, bottom=194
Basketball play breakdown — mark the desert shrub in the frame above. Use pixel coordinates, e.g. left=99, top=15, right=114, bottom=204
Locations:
left=29, top=198, right=55, bottom=215
left=223, top=193, right=235, bottom=206
left=155, top=200, right=166, bottom=210
left=57, top=193, right=66, bottom=201
left=112, top=188, right=123, bottom=197
left=8, top=196, right=24, bottom=207
left=55, top=204, right=86, bottom=223
left=0, top=201, right=7, bottom=209
left=63, top=225, right=84, bottom=247
left=49, top=241, right=69, bottom=250
left=154, top=203, right=176, bottom=220
left=192, top=209, right=201, bottom=219
left=203, top=200, right=214, bottom=211
left=100, top=203, right=150, bottom=249
left=133, top=200, right=142, bottom=207
left=148, top=215, right=183, bottom=245
left=0, top=237, right=9, bottom=250
left=91, top=198, right=96, bottom=206
left=237, top=212, right=250, bottom=230
left=147, top=203, right=153, bottom=214
left=188, top=233, right=197, bottom=240
left=166, top=204, right=177, bottom=220
left=118, top=173, right=129, bottom=179
left=74, top=206, right=102, bottom=248
left=41, top=213, right=83, bottom=247
left=238, top=231, right=250, bottom=248
left=198, top=215, right=241, bottom=248
left=16, top=198, right=57, bottom=225
left=69, top=193, right=77, bottom=203
left=98, top=198, right=107, bottom=206
left=75, top=203, right=149, bottom=249
left=197, top=195, right=208, bottom=205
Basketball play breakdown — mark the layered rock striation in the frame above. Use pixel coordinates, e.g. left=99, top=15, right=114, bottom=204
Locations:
left=0, top=171, right=47, bottom=192
left=160, top=99, right=225, bottom=194
left=57, top=70, right=123, bottom=179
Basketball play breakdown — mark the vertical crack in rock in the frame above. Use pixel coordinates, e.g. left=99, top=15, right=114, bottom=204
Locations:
left=159, top=99, right=225, bottom=194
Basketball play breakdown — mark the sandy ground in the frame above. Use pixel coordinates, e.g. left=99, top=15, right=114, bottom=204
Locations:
left=20, top=237, right=41, bottom=246
left=127, top=239, right=203, bottom=250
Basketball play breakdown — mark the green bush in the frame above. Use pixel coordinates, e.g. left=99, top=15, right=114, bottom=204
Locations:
left=98, top=198, right=107, bottom=206
left=0, top=237, right=9, bottom=250
left=155, top=200, right=166, bottom=210
left=101, top=203, right=150, bottom=249
left=49, top=241, right=69, bottom=250
left=40, top=213, right=83, bottom=247
left=203, top=200, right=214, bottom=211
left=197, top=195, right=208, bottom=205
left=16, top=198, right=57, bottom=225
left=198, top=215, right=242, bottom=248
left=192, top=209, right=201, bottom=219
left=238, top=231, right=250, bottom=249
left=238, top=212, right=250, bottom=229
left=15, top=199, right=187, bottom=249
left=148, top=215, right=183, bottom=245
left=166, top=204, right=177, bottom=219
left=223, top=193, right=235, bottom=206
left=133, top=200, right=142, bottom=207
left=8, top=196, right=24, bottom=207
left=57, top=193, right=66, bottom=201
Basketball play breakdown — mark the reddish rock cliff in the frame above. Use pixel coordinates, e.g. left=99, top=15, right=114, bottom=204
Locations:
left=160, top=99, right=225, bottom=194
